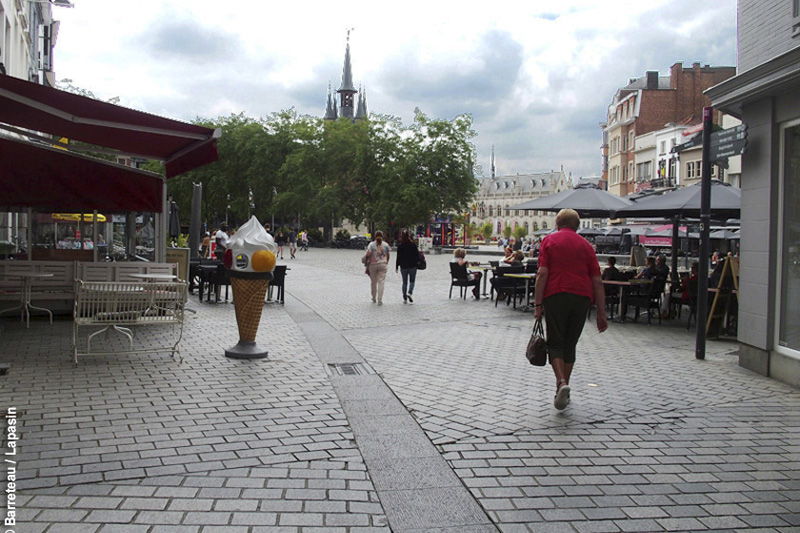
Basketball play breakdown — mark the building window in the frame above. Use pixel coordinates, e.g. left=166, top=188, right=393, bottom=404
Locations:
left=488, top=206, right=494, bottom=217
left=629, top=132, right=634, bottom=150
left=779, top=122, right=800, bottom=354
left=686, top=162, right=694, bottom=179
left=636, top=161, right=652, bottom=181
left=669, top=158, right=676, bottom=179
left=660, top=141, right=667, bottom=155
left=629, top=162, right=634, bottom=181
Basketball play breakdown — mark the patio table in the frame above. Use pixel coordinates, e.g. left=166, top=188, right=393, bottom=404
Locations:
left=468, top=264, right=492, bottom=296
left=602, top=279, right=652, bottom=322
left=0, top=272, right=54, bottom=328
left=503, top=272, right=536, bottom=311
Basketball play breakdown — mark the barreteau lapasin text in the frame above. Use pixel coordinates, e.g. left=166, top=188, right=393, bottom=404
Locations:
left=5, top=406, right=18, bottom=532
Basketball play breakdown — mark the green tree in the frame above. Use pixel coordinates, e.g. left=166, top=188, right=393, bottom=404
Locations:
left=513, top=225, right=528, bottom=242
left=502, top=225, right=512, bottom=240
left=480, top=221, right=494, bottom=244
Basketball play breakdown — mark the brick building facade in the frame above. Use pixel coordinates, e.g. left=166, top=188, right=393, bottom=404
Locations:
left=603, top=63, right=736, bottom=197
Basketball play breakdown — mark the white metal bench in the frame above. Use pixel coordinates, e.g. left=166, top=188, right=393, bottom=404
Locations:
left=72, top=280, right=188, bottom=365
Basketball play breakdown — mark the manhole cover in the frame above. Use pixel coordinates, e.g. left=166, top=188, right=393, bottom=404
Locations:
left=327, top=363, right=372, bottom=376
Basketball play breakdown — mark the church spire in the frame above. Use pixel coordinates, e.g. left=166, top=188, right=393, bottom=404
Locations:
left=355, top=85, right=368, bottom=120
left=491, top=145, right=496, bottom=178
left=324, top=83, right=337, bottom=120
left=337, top=29, right=358, bottom=120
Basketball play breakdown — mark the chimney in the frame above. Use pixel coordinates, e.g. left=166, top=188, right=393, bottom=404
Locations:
left=646, top=71, right=659, bottom=90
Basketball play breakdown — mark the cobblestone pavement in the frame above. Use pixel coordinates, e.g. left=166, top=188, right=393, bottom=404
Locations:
left=1, top=247, right=799, bottom=532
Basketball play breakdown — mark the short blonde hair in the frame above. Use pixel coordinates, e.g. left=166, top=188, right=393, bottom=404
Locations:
left=555, top=209, right=580, bottom=230
left=454, top=247, right=466, bottom=259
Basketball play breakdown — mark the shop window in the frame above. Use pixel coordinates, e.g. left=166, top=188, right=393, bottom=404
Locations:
left=778, top=123, right=800, bottom=353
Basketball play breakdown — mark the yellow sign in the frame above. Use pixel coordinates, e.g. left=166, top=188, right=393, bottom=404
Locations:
left=53, top=137, right=69, bottom=151
left=52, top=213, right=106, bottom=223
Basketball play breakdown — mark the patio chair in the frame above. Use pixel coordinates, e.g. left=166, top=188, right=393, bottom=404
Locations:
left=449, top=262, right=480, bottom=299
left=267, top=265, right=287, bottom=304
left=490, top=266, right=526, bottom=308
left=626, top=276, right=666, bottom=325
left=604, top=284, right=620, bottom=320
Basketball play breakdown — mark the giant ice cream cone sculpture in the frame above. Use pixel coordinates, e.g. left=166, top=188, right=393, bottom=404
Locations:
left=222, top=216, right=276, bottom=359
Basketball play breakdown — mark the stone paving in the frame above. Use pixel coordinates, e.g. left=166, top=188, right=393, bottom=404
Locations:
left=0, top=247, right=799, bottom=532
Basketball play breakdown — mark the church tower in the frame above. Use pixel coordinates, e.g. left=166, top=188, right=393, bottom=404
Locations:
left=325, top=30, right=367, bottom=121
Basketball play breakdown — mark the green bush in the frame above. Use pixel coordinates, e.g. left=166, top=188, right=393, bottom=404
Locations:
left=306, top=228, right=324, bottom=244
left=334, top=229, right=351, bottom=248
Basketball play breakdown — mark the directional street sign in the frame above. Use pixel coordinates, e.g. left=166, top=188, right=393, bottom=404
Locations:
left=710, top=138, right=747, bottom=161
left=709, top=124, right=748, bottom=162
left=710, top=124, right=748, bottom=146
left=671, top=135, right=702, bottom=153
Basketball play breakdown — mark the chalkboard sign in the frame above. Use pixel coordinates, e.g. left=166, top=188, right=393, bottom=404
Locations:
left=706, top=256, right=739, bottom=338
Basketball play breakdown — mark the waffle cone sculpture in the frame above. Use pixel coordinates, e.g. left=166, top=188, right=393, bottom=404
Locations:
left=231, top=274, right=270, bottom=342
left=222, top=216, right=277, bottom=360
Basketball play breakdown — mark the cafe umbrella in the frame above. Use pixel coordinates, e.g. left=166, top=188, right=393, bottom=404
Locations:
left=168, top=201, right=181, bottom=239
left=511, top=183, right=634, bottom=218
left=613, top=180, right=741, bottom=220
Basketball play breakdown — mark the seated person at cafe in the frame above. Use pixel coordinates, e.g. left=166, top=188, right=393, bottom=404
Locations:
left=636, top=256, right=659, bottom=280
left=452, top=247, right=482, bottom=299
left=709, top=259, right=726, bottom=288
left=655, top=254, right=670, bottom=281
left=502, top=250, right=525, bottom=266
left=601, top=257, right=621, bottom=281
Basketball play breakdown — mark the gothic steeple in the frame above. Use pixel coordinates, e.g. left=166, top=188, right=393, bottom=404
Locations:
left=355, top=85, right=368, bottom=120
left=336, top=29, right=358, bottom=120
left=324, top=84, right=337, bottom=120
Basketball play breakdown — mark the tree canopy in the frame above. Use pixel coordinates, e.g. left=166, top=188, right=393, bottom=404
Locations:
left=165, top=108, right=478, bottom=239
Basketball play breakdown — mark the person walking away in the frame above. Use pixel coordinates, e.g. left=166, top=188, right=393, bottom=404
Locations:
left=288, top=229, right=297, bottom=259
left=301, top=230, right=309, bottom=251
left=275, top=231, right=286, bottom=259
left=395, top=229, right=419, bottom=303
left=533, top=209, right=607, bottom=411
left=365, top=230, right=390, bottom=304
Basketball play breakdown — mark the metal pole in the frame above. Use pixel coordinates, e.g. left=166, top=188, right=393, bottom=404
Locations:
left=696, top=107, right=713, bottom=360
left=671, top=214, right=680, bottom=285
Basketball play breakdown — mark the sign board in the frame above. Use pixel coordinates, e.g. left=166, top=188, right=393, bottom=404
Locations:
left=710, top=124, right=747, bottom=146
left=710, top=139, right=747, bottom=161
left=672, top=135, right=702, bottom=153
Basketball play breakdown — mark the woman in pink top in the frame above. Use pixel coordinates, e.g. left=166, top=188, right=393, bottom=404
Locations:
left=533, top=209, right=608, bottom=410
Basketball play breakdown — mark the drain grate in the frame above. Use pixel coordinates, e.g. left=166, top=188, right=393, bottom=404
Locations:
left=327, top=362, right=372, bottom=376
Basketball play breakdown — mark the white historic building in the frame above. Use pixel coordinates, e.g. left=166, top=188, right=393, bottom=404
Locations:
left=0, top=0, right=61, bottom=84
left=471, top=168, right=572, bottom=237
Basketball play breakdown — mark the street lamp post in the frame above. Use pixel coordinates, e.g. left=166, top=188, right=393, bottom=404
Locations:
left=271, top=187, right=277, bottom=231
left=226, top=194, right=230, bottom=226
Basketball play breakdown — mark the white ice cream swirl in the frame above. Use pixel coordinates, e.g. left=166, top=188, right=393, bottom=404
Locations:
left=227, top=216, right=276, bottom=272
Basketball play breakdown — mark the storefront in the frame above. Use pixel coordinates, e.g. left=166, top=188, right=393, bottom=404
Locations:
left=0, top=74, right=220, bottom=263
left=707, top=39, right=800, bottom=387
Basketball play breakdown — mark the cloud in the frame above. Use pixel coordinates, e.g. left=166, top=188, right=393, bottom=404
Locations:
left=379, top=30, right=524, bottom=121
left=52, top=0, right=738, bottom=181
left=138, top=19, right=243, bottom=64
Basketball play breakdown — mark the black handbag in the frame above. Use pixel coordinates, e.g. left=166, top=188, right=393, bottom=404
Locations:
left=525, top=318, right=547, bottom=366
left=417, top=250, right=427, bottom=270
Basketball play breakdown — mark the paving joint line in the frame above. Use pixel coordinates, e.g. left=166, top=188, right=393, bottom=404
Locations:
left=285, top=293, right=500, bottom=532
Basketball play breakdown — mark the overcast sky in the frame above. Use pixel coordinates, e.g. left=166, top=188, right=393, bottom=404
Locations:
left=53, top=0, right=737, bottom=180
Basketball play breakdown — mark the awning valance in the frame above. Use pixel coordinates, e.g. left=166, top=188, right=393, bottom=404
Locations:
left=0, top=136, right=163, bottom=212
left=0, top=74, right=219, bottom=178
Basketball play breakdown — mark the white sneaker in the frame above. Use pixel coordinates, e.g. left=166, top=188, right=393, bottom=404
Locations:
left=554, top=383, right=570, bottom=410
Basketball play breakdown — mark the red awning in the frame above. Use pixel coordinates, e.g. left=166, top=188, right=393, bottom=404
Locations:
left=0, top=136, right=163, bottom=212
left=0, top=75, right=219, bottom=178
